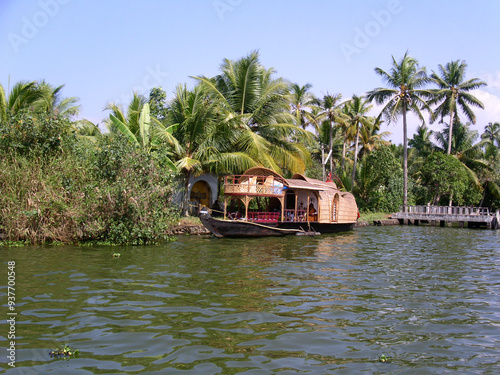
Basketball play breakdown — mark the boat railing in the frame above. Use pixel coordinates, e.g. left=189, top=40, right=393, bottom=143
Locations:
left=283, top=209, right=307, bottom=222
left=248, top=211, right=280, bottom=223
left=224, top=175, right=285, bottom=196
left=399, top=205, right=491, bottom=216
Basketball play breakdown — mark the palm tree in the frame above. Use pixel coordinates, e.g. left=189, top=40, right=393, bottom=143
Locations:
left=288, top=83, right=319, bottom=130
left=317, top=118, right=346, bottom=180
left=344, top=95, right=372, bottom=186
left=76, top=119, right=102, bottom=143
left=429, top=60, right=486, bottom=154
left=367, top=52, right=431, bottom=211
left=339, top=103, right=358, bottom=171
left=105, top=92, right=178, bottom=163
left=0, top=81, right=45, bottom=121
left=317, top=93, right=347, bottom=175
left=358, top=116, right=391, bottom=159
left=0, top=80, right=80, bottom=121
left=193, top=51, right=313, bottom=175
left=36, top=80, right=80, bottom=118
left=482, top=122, right=500, bottom=148
left=482, top=122, right=500, bottom=159
left=105, top=92, right=147, bottom=135
left=409, top=124, right=435, bottom=157
left=434, top=121, right=485, bottom=157
left=168, top=84, right=256, bottom=215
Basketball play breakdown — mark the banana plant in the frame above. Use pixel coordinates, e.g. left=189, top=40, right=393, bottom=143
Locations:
left=109, top=103, right=178, bottom=170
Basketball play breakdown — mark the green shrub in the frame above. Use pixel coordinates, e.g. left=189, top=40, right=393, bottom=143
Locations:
left=355, top=146, right=416, bottom=212
left=0, top=110, right=74, bottom=157
left=0, top=135, right=180, bottom=245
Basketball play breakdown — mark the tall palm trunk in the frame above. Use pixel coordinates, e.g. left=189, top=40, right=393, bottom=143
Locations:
left=447, top=111, right=455, bottom=154
left=479, top=185, right=487, bottom=207
left=351, top=122, right=360, bottom=190
left=322, top=146, right=325, bottom=181
left=341, top=141, right=346, bottom=171
left=402, top=103, right=408, bottom=212
left=329, top=117, right=333, bottom=175
left=182, top=170, right=192, bottom=217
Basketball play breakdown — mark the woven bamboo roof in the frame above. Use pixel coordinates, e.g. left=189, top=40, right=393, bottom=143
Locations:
left=286, top=179, right=327, bottom=191
left=239, top=168, right=338, bottom=192
left=243, top=167, right=283, bottom=179
left=290, top=173, right=338, bottom=190
left=238, top=167, right=287, bottom=184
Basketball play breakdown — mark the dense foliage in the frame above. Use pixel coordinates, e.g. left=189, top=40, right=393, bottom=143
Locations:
left=0, top=110, right=73, bottom=157
left=0, top=115, right=179, bottom=245
left=356, top=146, right=406, bottom=212
left=420, top=152, right=472, bottom=205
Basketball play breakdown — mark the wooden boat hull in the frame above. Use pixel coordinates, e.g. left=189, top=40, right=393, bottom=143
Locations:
left=199, top=211, right=355, bottom=238
left=199, top=211, right=301, bottom=238
left=277, top=221, right=356, bottom=233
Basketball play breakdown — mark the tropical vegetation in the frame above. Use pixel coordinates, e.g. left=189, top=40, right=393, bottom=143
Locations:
left=1, top=50, right=499, bottom=244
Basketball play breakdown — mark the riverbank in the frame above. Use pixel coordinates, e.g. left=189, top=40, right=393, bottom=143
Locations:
left=173, top=212, right=395, bottom=235
left=169, top=217, right=210, bottom=235
left=0, top=213, right=395, bottom=244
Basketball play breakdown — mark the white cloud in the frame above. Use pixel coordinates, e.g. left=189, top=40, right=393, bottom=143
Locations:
left=474, top=89, right=500, bottom=129
left=481, top=71, right=500, bottom=93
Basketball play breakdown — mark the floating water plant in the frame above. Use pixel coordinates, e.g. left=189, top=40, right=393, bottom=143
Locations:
left=112, top=252, right=121, bottom=258
left=378, top=354, right=390, bottom=363
left=49, top=345, right=79, bottom=360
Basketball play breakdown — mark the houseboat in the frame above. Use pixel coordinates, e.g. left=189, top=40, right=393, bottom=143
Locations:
left=199, top=167, right=359, bottom=238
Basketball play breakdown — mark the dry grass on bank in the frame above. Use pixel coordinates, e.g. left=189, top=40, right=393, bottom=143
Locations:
left=359, top=212, right=393, bottom=222
left=177, top=216, right=202, bottom=226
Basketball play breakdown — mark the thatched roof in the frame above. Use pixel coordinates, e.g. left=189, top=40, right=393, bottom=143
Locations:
left=240, top=168, right=338, bottom=192
left=239, top=167, right=287, bottom=184
left=290, top=173, right=337, bottom=190
left=286, top=179, right=327, bottom=191
left=243, top=167, right=283, bottom=179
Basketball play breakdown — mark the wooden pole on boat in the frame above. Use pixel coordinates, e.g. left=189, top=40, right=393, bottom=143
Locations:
left=294, top=195, right=298, bottom=222
left=280, top=196, right=284, bottom=222
left=307, top=195, right=310, bottom=222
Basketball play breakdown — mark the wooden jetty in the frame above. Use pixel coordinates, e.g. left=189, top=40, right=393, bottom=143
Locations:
left=391, top=206, right=500, bottom=229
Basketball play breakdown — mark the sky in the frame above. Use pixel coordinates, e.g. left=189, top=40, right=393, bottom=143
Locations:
left=2, top=0, right=500, bottom=144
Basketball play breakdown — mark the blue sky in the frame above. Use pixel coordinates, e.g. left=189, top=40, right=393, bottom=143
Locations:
left=2, top=0, right=500, bottom=144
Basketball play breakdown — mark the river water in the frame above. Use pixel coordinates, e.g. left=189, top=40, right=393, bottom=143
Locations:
left=1, top=225, right=499, bottom=374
